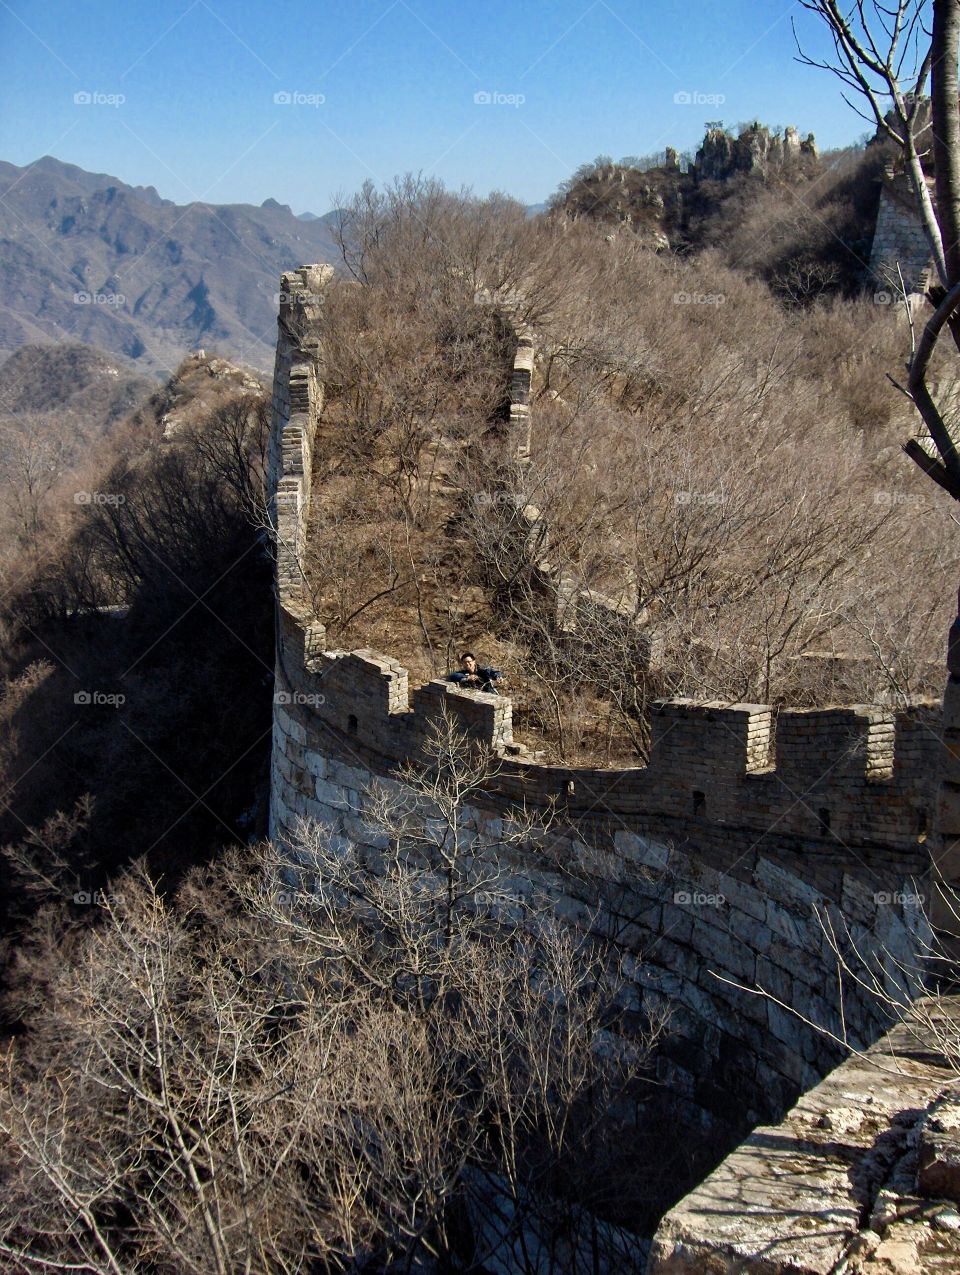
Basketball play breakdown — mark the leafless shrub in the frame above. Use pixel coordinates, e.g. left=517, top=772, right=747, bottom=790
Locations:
left=300, top=180, right=957, bottom=761
left=0, top=716, right=666, bottom=1272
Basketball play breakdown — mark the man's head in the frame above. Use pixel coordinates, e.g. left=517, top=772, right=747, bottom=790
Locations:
left=460, top=652, right=477, bottom=673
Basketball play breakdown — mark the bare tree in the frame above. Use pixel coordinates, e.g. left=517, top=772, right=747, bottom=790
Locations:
left=795, top=1, right=946, bottom=282
left=0, top=717, right=666, bottom=1273
left=0, top=421, right=67, bottom=547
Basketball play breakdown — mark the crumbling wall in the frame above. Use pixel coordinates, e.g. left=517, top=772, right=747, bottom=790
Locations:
left=647, top=995, right=960, bottom=1273
left=869, top=167, right=934, bottom=295
left=269, top=263, right=940, bottom=1214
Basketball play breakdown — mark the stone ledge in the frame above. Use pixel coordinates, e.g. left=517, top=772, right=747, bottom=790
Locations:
left=647, top=996, right=960, bottom=1274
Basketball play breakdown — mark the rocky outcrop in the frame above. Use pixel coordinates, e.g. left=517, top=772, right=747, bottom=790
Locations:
left=694, top=123, right=817, bottom=183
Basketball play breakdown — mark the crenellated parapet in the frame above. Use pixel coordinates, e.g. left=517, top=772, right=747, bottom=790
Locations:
left=509, top=330, right=534, bottom=462
left=276, top=634, right=941, bottom=863
left=267, top=264, right=941, bottom=1182
left=868, top=163, right=935, bottom=296
left=268, top=264, right=942, bottom=869
left=269, top=264, right=332, bottom=614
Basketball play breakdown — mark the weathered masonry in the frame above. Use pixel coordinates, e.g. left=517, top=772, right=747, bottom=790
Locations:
left=268, top=264, right=943, bottom=1221
left=869, top=163, right=935, bottom=296
left=648, top=994, right=960, bottom=1272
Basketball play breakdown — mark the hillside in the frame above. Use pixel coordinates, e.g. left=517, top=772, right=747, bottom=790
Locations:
left=299, top=180, right=953, bottom=766
left=0, top=156, right=339, bottom=374
left=0, top=350, right=273, bottom=933
left=0, top=341, right=155, bottom=430
left=554, top=123, right=892, bottom=301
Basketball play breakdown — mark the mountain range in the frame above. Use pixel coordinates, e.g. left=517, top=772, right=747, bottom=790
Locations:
left=0, top=156, right=341, bottom=375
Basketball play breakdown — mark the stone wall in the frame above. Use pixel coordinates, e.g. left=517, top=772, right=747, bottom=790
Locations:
left=869, top=170, right=934, bottom=295
left=648, top=994, right=960, bottom=1273
left=268, top=264, right=942, bottom=1225
left=509, top=328, right=533, bottom=462
left=272, top=687, right=934, bottom=1139
left=275, top=634, right=941, bottom=868
left=269, top=264, right=331, bottom=612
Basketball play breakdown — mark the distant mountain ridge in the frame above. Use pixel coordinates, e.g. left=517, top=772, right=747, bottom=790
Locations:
left=19, top=155, right=174, bottom=208
left=0, top=156, right=341, bottom=374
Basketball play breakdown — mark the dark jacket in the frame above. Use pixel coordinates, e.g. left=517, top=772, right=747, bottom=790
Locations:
left=448, top=666, right=502, bottom=694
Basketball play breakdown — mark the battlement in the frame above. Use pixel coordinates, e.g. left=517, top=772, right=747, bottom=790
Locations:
left=278, top=619, right=941, bottom=856
left=269, top=264, right=943, bottom=865
left=869, top=168, right=935, bottom=295
left=509, top=330, right=534, bottom=461
left=267, top=264, right=941, bottom=1180
left=269, top=266, right=331, bottom=611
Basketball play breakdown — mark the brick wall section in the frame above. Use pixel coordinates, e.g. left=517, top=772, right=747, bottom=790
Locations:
left=510, top=331, right=533, bottom=461
left=268, top=264, right=941, bottom=1179
left=269, top=264, right=331, bottom=611
left=277, top=634, right=942, bottom=859
left=869, top=180, right=934, bottom=294
left=270, top=694, right=932, bottom=1151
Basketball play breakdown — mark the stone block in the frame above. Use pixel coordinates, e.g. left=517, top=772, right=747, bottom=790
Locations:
left=303, top=749, right=328, bottom=779
left=613, top=828, right=672, bottom=873
left=313, top=776, right=350, bottom=809
left=717, top=874, right=767, bottom=922
left=691, top=916, right=756, bottom=985
left=755, top=955, right=793, bottom=1005
left=658, top=902, right=696, bottom=946
left=275, top=705, right=307, bottom=745
left=764, top=901, right=804, bottom=946
left=755, top=858, right=823, bottom=910
left=918, top=1129, right=960, bottom=1204
left=940, top=782, right=960, bottom=835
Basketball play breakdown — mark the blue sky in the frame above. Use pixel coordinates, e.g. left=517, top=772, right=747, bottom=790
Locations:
left=0, top=0, right=881, bottom=212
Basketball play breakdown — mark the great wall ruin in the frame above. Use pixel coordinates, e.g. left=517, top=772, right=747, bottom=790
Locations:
left=869, top=161, right=936, bottom=297
left=268, top=265, right=960, bottom=1268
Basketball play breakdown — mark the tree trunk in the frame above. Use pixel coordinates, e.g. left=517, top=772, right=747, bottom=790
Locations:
left=933, top=0, right=960, bottom=288
left=906, top=137, right=949, bottom=286
left=929, top=2, right=960, bottom=960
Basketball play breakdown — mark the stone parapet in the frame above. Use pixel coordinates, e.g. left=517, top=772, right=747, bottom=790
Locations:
left=648, top=995, right=960, bottom=1274
left=266, top=264, right=943, bottom=1221
left=274, top=636, right=942, bottom=855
